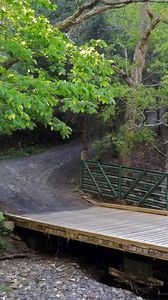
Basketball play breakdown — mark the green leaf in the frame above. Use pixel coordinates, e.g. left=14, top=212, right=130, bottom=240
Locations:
left=0, top=212, right=4, bottom=223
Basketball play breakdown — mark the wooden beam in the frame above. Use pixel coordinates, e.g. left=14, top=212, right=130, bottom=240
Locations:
left=89, top=200, right=168, bottom=216
left=109, top=267, right=164, bottom=287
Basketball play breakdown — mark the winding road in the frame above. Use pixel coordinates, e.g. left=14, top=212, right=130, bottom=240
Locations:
left=0, top=141, right=89, bottom=214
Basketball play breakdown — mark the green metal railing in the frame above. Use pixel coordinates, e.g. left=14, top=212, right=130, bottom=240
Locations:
left=80, top=160, right=168, bottom=210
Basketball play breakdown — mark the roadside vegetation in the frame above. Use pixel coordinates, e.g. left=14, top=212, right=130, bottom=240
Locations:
left=0, top=144, right=55, bottom=160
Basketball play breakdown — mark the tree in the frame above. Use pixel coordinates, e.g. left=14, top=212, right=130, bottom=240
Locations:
left=0, top=0, right=117, bottom=137
left=50, top=0, right=168, bottom=167
left=0, top=0, right=69, bottom=135
left=110, top=3, right=168, bottom=166
left=75, top=2, right=168, bottom=167
left=113, top=3, right=164, bottom=164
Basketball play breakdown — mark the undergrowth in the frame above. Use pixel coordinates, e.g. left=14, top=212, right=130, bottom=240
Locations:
left=0, top=144, right=52, bottom=161
left=0, top=212, right=11, bottom=251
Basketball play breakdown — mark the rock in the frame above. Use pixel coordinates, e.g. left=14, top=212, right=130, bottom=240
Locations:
left=0, top=257, right=147, bottom=300
left=2, top=221, right=15, bottom=231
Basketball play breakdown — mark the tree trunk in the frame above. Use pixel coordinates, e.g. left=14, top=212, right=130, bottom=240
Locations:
left=121, top=4, right=149, bottom=164
left=131, top=3, right=149, bottom=85
left=120, top=3, right=160, bottom=165
left=81, top=118, right=89, bottom=160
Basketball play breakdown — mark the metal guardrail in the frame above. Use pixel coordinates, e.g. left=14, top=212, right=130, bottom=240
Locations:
left=80, top=160, right=168, bottom=210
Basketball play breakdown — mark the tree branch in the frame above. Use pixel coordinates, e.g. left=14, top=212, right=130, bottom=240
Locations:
left=140, top=15, right=161, bottom=48
left=56, top=0, right=168, bottom=30
left=162, top=19, right=168, bottom=25
left=134, top=121, right=168, bottom=128
left=112, top=64, right=134, bottom=85
left=57, top=0, right=101, bottom=30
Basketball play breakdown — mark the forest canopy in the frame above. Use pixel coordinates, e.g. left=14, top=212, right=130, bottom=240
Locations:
left=0, top=0, right=119, bottom=137
left=1, top=0, right=168, bottom=167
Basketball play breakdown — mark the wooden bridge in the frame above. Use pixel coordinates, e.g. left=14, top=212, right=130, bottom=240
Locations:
left=5, top=202, right=168, bottom=261
left=5, top=161, right=168, bottom=261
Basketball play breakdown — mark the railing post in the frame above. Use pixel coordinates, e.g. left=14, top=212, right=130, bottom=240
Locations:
left=118, top=165, right=122, bottom=200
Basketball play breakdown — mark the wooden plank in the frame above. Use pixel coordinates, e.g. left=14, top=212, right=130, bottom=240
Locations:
left=90, top=201, right=168, bottom=216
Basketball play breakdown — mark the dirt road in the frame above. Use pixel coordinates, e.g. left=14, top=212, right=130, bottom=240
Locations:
left=0, top=141, right=89, bottom=214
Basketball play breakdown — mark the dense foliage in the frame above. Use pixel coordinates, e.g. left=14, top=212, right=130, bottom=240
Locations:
left=1, top=0, right=168, bottom=167
left=0, top=0, right=116, bottom=137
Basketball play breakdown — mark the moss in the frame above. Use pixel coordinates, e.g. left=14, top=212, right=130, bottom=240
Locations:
left=0, top=285, right=12, bottom=293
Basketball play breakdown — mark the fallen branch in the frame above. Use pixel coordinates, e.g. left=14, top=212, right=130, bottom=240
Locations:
left=0, top=253, right=39, bottom=261
left=153, top=145, right=167, bottom=158
left=109, top=267, right=164, bottom=287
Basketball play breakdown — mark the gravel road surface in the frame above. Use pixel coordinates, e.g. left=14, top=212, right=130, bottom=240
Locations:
left=0, top=141, right=89, bottom=214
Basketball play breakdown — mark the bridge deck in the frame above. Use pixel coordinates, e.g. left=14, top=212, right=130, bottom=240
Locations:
left=5, top=206, right=168, bottom=261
